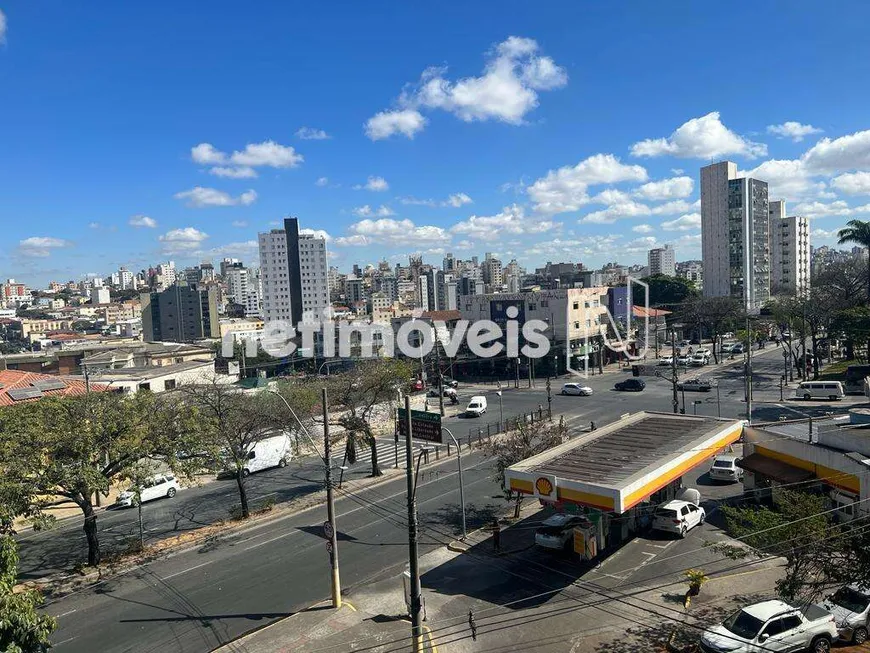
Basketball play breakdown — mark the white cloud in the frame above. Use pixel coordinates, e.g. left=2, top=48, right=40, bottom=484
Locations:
left=650, top=199, right=693, bottom=215
left=630, top=112, right=767, bottom=159
left=399, top=196, right=437, bottom=207
left=210, top=166, right=258, bottom=179
left=526, top=234, right=621, bottom=259
left=199, top=239, right=259, bottom=261
left=191, top=140, right=303, bottom=172
left=295, top=127, right=331, bottom=140
left=633, top=176, right=694, bottom=201
left=767, top=122, right=823, bottom=142
left=661, top=213, right=701, bottom=231
left=159, top=227, right=209, bottom=253
left=831, top=171, right=870, bottom=195
left=366, top=36, right=566, bottom=139
left=353, top=176, right=389, bottom=192
left=299, top=228, right=332, bottom=241
left=810, top=228, right=839, bottom=240
left=335, top=218, right=449, bottom=247
left=352, top=204, right=395, bottom=218
left=528, top=153, right=648, bottom=215
left=579, top=189, right=651, bottom=224
left=129, top=215, right=157, bottom=228
left=0, top=10, right=8, bottom=44
left=740, top=159, right=826, bottom=200
left=18, top=237, right=71, bottom=258
left=445, top=192, right=473, bottom=207
left=231, top=220, right=248, bottom=228
left=365, top=109, right=427, bottom=141
left=451, top=204, right=557, bottom=241
left=174, top=186, right=258, bottom=208
left=88, top=222, right=101, bottom=229
left=791, top=200, right=869, bottom=219
left=191, top=143, right=227, bottom=165
left=315, top=177, right=330, bottom=187
left=632, top=224, right=654, bottom=234
left=802, top=130, right=870, bottom=174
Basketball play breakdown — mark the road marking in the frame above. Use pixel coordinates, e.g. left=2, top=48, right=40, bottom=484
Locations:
left=159, top=559, right=217, bottom=580
left=53, top=636, right=77, bottom=647
left=242, top=530, right=301, bottom=551
left=344, top=601, right=357, bottom=612
left=422, top=624, right=438, bottom=653
left=56, top=608, right=77, bottom=618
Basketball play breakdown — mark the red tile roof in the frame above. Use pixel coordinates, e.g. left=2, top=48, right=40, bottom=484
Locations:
left=0, top=370, right=107, bottom=407
left=632, top=305, right=672, bottom=318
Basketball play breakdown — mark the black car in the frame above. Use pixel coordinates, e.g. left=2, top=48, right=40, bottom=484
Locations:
left=615, top=378, right=645, bottom=392
left=676, top=379, right=713, bottom=392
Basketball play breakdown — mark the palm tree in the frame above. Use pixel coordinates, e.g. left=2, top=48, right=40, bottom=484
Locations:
left=838, top=219, right=870, bottom=300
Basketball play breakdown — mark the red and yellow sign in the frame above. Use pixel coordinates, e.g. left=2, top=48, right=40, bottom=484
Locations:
left=535, top=477, right=554, bottom=497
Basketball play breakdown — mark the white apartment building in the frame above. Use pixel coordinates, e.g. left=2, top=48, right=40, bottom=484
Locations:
left=770, top=203, right=811, bottom=297
left=90, top=286, right=111, bottom=305
left=701, top=161, right=770, bottom=309
left=648, top=244, right=676, bottom=277
left=225, top=266, right=249, bottom=304
left=258, top=218, right=329, bottom=324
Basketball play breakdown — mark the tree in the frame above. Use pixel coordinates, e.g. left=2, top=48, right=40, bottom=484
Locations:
left=326, top=360, right=412, bottom=477
left=0, top=392, right=199, bottom=566
left=0, top=457, right=56, bottom=651
left=831, top=306, right=870, bottom=362
left=640, top=274, right=698, bottom=308
left=838, top=219, right=870, bottom=300
left=681, top=296, right=742, bottom=363
left=484, top=418, right=566, bottom=517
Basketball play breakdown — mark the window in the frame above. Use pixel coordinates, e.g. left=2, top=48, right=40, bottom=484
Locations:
left=779, top=615, right=801, bottom=632
left=760, top=619, right=785, bottom=638
left=573, top=302, right=579, bottom=310
left=164, top=379, right=177, bottom=391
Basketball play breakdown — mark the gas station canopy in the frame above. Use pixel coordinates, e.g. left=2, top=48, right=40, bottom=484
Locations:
left=505, top=411, right=744, bottom=514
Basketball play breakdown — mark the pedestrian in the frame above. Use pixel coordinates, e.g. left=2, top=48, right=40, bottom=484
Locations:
left=491, top=519, right=501, bottom=553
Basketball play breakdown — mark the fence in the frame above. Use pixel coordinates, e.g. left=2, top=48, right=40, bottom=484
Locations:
left=466, top=406, right=552, bottom=443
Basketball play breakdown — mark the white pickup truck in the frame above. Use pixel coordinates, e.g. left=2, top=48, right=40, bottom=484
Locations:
left=699, top=599, right=838, bottom=653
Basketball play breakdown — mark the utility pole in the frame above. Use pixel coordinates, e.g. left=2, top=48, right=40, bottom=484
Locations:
left=515, top=357, right=520, bottom=389
left=322, top=388, right=342, bottom=609
left=527, top=356, right=532, bottom=388
left=745, top=312, right=753, bottom=423
left=670, top=328, right=679, bottom=414
left=404, top=395, right=424, bottom=653
left=435, top=328, right=444, bottom=416
left=546, top=377, right=552, bottom=420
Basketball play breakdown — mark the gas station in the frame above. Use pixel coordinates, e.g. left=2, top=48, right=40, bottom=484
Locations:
left=504, top=411, right=744, bottom=557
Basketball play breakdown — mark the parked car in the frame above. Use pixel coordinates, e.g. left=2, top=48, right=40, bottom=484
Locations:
left=699, top=600, right=838, bottom=653
left=659, top=355, right=674, bottom=366
left=239, top=434, right=292, bottom=477
left=796, top=381, right=845, bottom=401
left=679, top=340, right=692, bottom=348
left=561, top=382, right=593, bottom=396
left=441, top=377, right=459, bottom=388
left=534, top=513, right=589, bottom=550
left=822, top=584, right=870, bottom=644
left=690, top=353, right=709, bottom=367
left=696, top=347, right=712, bottom=357
left=465, top=395, right=487, bottom=417
left=652, top=499, right=705, bottom=538
left=677, top=379, right=713, bottom=392
left=677, top=355, right=691, bottom=366
left=614, top=378, right=645, bottom=392
left=428, top=386, right=457, bottom=398
left=115, top=473, right=180, bottom=508
left=730, top=343, right=745, bottom=354
left=708, top=454, right=743, bottom=483
left=409, top=378, right=425, bottom=392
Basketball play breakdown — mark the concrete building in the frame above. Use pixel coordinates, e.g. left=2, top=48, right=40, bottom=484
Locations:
left=769, top=202, right=811, bottom=298
left=258, top=218, right=330, bottom=324
left=483, top=253, right=503, bottom=292
left=140, top=284, right=220, bottom=342
left=1, top=279, right=30, bottom=308
left=676, top=261, right=703, bottom=290
left=90, top=286, right=111, bottom=305
left=225, top=266, right=249, bottom=305
left=701, top=161, right=770, bottom=309
left=648, top=244, right=676, bottom=277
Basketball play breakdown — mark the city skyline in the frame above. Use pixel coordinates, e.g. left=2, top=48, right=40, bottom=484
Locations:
left=2, top=4, right=870, bottom=285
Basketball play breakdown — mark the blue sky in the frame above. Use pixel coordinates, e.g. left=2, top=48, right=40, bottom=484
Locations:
left=3, top=1, right=870, bottom=286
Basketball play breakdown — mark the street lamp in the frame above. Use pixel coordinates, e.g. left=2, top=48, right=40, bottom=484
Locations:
left=496, top=389, right=504, bottom=428
left=441, top=427, right=466, bottom=540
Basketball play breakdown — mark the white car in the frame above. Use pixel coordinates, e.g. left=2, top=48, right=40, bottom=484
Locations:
left=465, top=396, right=487, bottom=417
left=561, top=382, right=592, bottom=396
left=652, top=499, right=705, bottom=538
left=677, top=355, right=691, bottom=366
left=700, top=600, right=838, bottom=653
left=534, top=514, right=587, bottom=550
left=823, top=584, right=870, bottom=644
left=690, top=353, right=709, bottom=367
left=696, top=347, right=712, bottom=357
left=115, top=473, right=180, bottom=508
left=659, top=355, right=674, bottom=366
left=709, top=455, right=743, bottom=483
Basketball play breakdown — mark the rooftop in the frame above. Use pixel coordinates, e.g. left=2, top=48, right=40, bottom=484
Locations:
left=0, top=369, right=107, bottom=406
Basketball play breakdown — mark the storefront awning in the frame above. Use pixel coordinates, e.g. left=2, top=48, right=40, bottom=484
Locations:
left=738, top=452, right=815, bottom=485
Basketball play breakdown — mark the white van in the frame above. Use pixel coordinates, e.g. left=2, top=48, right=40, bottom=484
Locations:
left=465, top=396, right=487, bottom=417
left=796, top=381, right=845, bottom=401
left=242, top=433, right=292, bottom=476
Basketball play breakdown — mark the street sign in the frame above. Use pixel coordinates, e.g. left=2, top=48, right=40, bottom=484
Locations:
left=323, top=520, right=334, bottom=540
left=397, top=407, right=443, bottom=444
left=326, top=540, right=334, bottom=554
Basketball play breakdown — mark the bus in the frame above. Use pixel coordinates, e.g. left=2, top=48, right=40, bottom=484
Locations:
left=844, top=365, right=870, bottom=395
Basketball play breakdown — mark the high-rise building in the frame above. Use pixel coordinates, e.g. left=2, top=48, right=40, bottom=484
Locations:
left=90, top=286, right=111, bottom=305
left=225, top=266, right=249, bottom=304
left=770, top=202, right=810, bottom=297
left=220, top=258, right=242, bottom=278
left=701, top=161, right=770, bottom=309
left=258, top=217, right=330, bottom=323
left=648, top=244, right=676, bottom=277
left=483, top=252, right=503, bottom=291
left=140, top=284, right=220, bottom=342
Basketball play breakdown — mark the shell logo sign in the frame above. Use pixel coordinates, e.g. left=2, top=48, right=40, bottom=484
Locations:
left=535, top=477, right=554, bottom=497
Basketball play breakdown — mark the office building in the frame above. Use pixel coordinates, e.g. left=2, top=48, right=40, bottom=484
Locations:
left=90, top=286, right=111, bottom=305
left=258, top=217, right=330, bottom=324
left=648, top=244, right=676, bottom=277
left=770, top=204, right=810, bottom=297
left=140, top=284, right=220, bottom=342
left=483, top=253, right=503, bottom=292
left=701, top=161, right=770, bottom=309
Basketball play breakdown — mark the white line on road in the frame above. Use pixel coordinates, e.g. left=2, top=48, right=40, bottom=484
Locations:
left=52, top=636, right=77, bottom=647
left=159, top=558, right=218, bottom=580
left=55, top=608, right=77, bottom=618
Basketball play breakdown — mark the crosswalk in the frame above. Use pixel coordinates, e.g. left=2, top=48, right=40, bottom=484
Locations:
left=337, top=437, right=433, bottom=470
